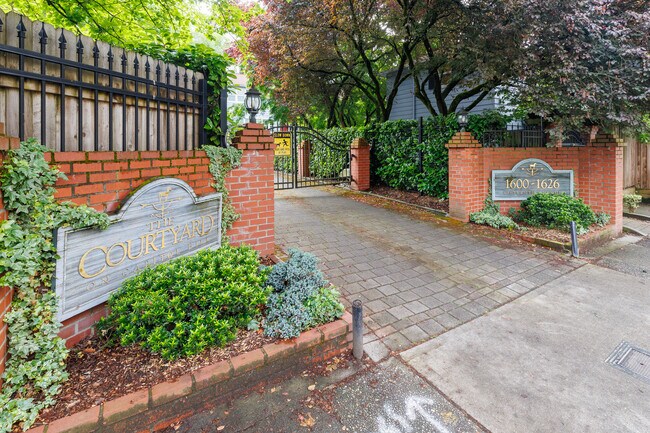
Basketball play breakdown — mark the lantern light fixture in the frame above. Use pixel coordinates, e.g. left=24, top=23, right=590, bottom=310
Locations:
left=244, top=86, right=262, bottom=123
left=457, top=109, right=469, bottom=132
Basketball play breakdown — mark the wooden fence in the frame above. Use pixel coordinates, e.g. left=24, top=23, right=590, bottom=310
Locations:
left=623, top=137, right=649, bottom=191
left=0, top=11, right=210, bottom=152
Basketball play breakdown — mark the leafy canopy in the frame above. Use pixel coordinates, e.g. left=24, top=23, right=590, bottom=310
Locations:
left=247, top=0, right=649, bottom=132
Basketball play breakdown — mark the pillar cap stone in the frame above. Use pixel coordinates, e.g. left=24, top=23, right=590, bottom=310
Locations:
left=445, top=131, right=481, bottom=149
left=351, top=138, right=369, bottom=149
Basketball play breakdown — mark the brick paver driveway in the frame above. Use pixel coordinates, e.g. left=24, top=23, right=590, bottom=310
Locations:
left=275, top=188, right=581, bottom=359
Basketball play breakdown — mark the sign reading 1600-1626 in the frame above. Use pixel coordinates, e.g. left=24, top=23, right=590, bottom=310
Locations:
left=492, top=158, right=573, bottom=201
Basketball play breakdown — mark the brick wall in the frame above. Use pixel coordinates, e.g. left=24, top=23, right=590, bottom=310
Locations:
left=446, top=131, right=625, bottom=233
left=0, top=123, right=276, bottom=379
left=228, top=124, right=275, bottom=255
left=350, top=138, right=371, bottom=191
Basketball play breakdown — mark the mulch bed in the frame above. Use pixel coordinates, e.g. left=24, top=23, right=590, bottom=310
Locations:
left=40, top=253, right=281, bottom=423
left=326, top=186, right=608, bottom=253
left=39, top=330, right=276, bottom=423
left=369, top=186, right=449, bottom=213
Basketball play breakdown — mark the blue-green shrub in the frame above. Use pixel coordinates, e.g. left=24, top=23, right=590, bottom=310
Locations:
left=97, top=245, right=271, bottom=360
left=264, top=249, right=344, bottom=339
left=470, top=197, right=519, bottom=230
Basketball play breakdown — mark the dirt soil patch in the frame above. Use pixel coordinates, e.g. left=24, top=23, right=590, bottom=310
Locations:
left=369, top=186, right=449, bottom=213
left=39, top=330, right=276, bottom=424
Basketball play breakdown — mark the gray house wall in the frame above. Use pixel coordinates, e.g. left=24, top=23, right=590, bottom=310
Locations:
left=386, top=70, right=501, bottom=120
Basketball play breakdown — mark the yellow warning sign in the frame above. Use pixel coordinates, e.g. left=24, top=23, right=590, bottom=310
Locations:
left=274, top=132, right=291, bottom=156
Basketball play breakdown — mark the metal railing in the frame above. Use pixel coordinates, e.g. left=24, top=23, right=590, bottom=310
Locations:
left=480, top=122, right=586, bottom=148
left=480, top=124, right=546, bottom=148
left=0, top=12, right=217, bottom=152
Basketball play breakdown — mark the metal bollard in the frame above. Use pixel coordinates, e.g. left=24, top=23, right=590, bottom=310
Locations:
left=352, top=299, right=364, bottom=360
left=570, top=221, right=579, bottom=258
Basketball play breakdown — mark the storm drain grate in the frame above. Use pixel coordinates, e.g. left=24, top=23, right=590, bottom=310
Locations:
left=606, top=341, right=650, bottom=384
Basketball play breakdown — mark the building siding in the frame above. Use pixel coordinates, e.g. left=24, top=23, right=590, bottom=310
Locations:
left=386, top=71, right=499, bottom=120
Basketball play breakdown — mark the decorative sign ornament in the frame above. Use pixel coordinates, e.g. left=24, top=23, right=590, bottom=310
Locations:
left=54, top=179, right=222, bottom=321
left=492, top=158, right=573, bottom=201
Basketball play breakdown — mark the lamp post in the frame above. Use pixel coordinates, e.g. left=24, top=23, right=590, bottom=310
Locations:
left=458, top=109, right=469, bottom=132
left=244, top=86, right=262, bottom=123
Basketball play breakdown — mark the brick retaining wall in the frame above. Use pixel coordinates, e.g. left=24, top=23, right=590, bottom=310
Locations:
left=446, top=131, right=624, bottom=234
left=26, top=314, right=352, bottom=433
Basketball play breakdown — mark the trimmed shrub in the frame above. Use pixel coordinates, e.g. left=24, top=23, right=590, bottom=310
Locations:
left=623, top=193, right=642, bottom=212
left=316, top=111, right=513, bottom=198
left=470, top=197, right=519, bottom=230
left=512, top=193, right=598, bottom=234
left=97, top=245, right=271, bottom=360
left=264, top=249, right=344, bottom=339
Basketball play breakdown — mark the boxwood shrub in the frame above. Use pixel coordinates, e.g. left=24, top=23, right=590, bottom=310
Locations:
left=511, top=193, right=600, bottom=234
left=97, top=245, right=271, bottom=360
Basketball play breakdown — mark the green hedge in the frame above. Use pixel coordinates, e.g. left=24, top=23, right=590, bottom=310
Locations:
left=315, top=111, right=510, bottom=198
left=310, top=128, right=363, bottom=179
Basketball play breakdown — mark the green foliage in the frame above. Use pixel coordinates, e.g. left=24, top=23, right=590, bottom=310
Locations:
left=623, top=194, right=643, bottom=212
left=639, top=115, right=650, bottom=144
left=304, top=287, right=345, bottom=329
left=97, top=246, right=271, bottom=360
left=264, top=249, right=344, bottom=339
left=0, top=139, right=109, bottom=432
left=274, top=155, right=293, bottom=174
left=469, top=197, right=519, bottom=230
left=227, top=103, right=247, bottom=143
left=466, top=109, right=523, bottom=140
left=203, top=145, right=243, bottom=238
left=311, top=127, right=363, bottom=178
left=1, top=0, right=197, bottom=49
left=512, top=193, right=597, bottom=234
left=142, top=44, right=233, bottom=146
left=594, top=212, right=611, bottom=227
left=3, top=2, right=235, bottom=148
left=315, top=112, right=511, bottom=198
left=319, top=115, right=449, bottom=196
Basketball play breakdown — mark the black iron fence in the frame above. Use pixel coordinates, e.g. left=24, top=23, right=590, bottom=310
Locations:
left=480, top=123, right=546, bottom=148
left=0, top=12, right=219, bottom=152
left=479, top=122, right=586, bottom=148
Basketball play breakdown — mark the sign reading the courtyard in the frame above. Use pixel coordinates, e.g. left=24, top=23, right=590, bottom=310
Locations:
left=273, top=131, right=292, bottom=156
left=492, top=158, right=573, bottom=201
left=54, top=179, right=222, bottom=321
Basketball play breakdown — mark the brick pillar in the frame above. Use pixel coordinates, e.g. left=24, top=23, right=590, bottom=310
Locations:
left=297, top=140, right=311, bottom=179
left=445, top=132, right=484, bottom=222
left=585, top=131, right=625, bottom=235
left=350, top=138, right=370, bottom=191
left=228, top=123, right=276, bottom=256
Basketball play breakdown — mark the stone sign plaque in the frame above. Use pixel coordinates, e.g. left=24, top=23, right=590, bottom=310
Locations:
left=54, top=179, right=222, bottom=321
left=492, top=158, right=573, bottom=201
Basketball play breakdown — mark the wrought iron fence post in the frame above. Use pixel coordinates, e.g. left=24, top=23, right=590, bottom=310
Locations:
left=220, top=87, right=228, bottom=147
left=199, top=74, right=209, bottom=146
left=292, top=123, right=298, bottom=188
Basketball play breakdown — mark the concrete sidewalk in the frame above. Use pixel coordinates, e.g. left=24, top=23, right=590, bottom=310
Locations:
left=402, top=264, right=650, bottom=433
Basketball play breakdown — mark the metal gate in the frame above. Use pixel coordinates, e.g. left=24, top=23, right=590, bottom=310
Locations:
left=270, top=125, right=351, bottom=190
